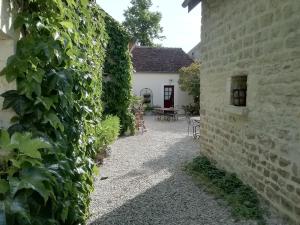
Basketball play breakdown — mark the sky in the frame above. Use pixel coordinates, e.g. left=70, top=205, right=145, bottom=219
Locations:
left=96, top=0, right=202, bottom=53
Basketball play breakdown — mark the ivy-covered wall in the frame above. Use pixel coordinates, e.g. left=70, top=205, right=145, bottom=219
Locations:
left=102, top=13, right=135, bottom=135
left=0, top=1, right=134, bottom=224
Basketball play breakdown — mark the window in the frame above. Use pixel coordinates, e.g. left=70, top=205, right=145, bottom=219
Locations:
left=140, top=88, right=153, bottom=105
left=230, top=76, right=247, bottom=107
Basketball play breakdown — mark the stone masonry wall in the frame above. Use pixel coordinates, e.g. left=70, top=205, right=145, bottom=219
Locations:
left=200, top=0, right=300, bottom=223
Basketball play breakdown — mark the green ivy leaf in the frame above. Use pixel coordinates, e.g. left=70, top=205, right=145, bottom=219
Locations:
left=0, top=130, right=10, bottom=147
left=0, top=130, right=14, bottom=158
left=18, top=79, right=42, bottom=98
left=9, top=168, right=52, bottom=203
left=66, top=0, right=75, bottom=6
left=43, top=112, right=64, bottom=132
left=4, top=191, right=31, bottom=223
left=1, top=91, right=33, bottom=116
left=59, top=21, right=74, bottom=30
left=32, top=68, right=44, bottom=84
left=0, top=180, right=9, bottom=194
left=10, top=132, right=51, bottom=159
left=35, top=97, right=55, bottom=110
left=81, top=0, right=89, bottom=7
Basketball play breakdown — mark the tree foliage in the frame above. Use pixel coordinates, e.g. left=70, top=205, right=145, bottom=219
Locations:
left=0, top=1, right=132, bottom=224
left=123, top=0, right=165, bottom=46
left=178, top=62, right=200, bottom=103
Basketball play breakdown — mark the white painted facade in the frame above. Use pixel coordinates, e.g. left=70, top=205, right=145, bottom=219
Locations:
left=0, top=0, right=18, bottom=128
left=132, top=72, right=193, bottom=114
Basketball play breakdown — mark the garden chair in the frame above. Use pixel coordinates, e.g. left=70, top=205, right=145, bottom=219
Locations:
left=135, top=107, right=146, bottom=134
left=154, top=108, right=164, bottom=120
left=185, top=112, right=192, bottom=135
left=192, top=119, right=200, bottom=139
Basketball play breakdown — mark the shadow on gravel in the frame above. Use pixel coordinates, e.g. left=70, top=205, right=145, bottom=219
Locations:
left=89, top=174, right=243, bottom=225
left=143, top=116, right=189, bottom=133
left=89, top=137, right=253, bottom=225
left=142, top=136, right=199, bottom=172
left=113, top=136, right=199, bottom=181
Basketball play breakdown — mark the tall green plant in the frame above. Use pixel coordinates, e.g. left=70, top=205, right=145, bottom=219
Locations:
left=102, top=14, right=135, bottom=135
left=0, top=0, right=124, bottom=224
left=178, top=62, right=200, bottom=103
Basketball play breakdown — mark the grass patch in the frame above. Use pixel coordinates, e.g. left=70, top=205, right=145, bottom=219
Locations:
left=185, top=156, right=266, bottom=224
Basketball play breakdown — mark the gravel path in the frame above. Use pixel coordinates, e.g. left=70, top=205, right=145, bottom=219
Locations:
left=88, top=116, right=284, bottom=225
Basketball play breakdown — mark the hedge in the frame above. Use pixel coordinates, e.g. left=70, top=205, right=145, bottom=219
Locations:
left=102, top=13, right=135, bottom=135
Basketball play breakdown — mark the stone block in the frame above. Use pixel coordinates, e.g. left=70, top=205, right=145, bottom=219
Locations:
left=277, top=168, right=290, bottom=178
left=271, top=173, right=279, bottom=182
left=286, top=184, right=295, bottom=192
left=279, top=157, right=291, bottom=168
left=286, top=33, right=300, bottom=49
left=266, top=186, right=280, bottom=204
left=269, top=153, right=278, bottom=162
left=271, top=182, right=281, bottom=192
left=264, top=169, right=270, bottom=178
left=254, top=31, right=269, bottom=43
left=260, top=13, right=274, bottom=28
left=292, top=176, right=300, bottom=185
left=296, top=188, right=300, bottom=197
left=258, top=134, right=275, bottom=149
left=281, top=196, right=293, bottom=212
left=282, top=3, right=297, bottom=20
left=295, top=206, right=300, bottom=218
left=257, top=181, right=265, bottom=192
left=292, top=164, right=298, bottom=177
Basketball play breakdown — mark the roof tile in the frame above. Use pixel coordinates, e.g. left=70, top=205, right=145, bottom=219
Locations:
left=132, top=46, right=194, bottom=73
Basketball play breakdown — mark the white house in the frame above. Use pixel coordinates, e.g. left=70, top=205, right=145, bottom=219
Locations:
left=131, top=46, right=194, bottom=113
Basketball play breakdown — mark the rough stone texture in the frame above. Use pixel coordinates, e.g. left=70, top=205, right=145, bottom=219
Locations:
left=200, top=0, right=300, bottom=223
left=0, top=0, right=18, bottom=128
left=89, top=117, right=288, bottom=225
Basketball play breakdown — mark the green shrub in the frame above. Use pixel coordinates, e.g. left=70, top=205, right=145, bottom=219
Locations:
left=182, top=103, right=200, bottom=115
left=102, top=14, right=135, bottom=135
left=185, top=156, right=265, bottom=223
left=95, top=116, right=120, bottom=155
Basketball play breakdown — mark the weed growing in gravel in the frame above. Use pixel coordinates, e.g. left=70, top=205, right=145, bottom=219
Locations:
left=185, top=156, right=266, bottom=225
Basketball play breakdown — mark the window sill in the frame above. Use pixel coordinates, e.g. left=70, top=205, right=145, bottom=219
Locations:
left=225, top=105, right=249, bottom=116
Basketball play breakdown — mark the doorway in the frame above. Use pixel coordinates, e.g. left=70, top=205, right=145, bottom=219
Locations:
left=164, top=85, right=174, bottom=108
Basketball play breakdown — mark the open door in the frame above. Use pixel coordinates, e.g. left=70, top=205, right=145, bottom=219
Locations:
left=164, top=85, right=174, bottom=108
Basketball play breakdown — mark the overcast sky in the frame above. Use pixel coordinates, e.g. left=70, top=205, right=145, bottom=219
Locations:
left=96, top=0, right=202, bottom=53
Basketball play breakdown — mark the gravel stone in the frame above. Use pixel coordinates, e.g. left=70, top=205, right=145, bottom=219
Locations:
left=88, top=116, right=288, bottom=225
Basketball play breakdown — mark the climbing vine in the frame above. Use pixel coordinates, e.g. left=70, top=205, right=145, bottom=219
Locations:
left=102, top=14, right=135, bottom=135
left=0, top=0, right=132, bottom=224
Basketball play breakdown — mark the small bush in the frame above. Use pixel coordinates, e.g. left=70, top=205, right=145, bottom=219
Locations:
left=95, top=116, right=120, bottom=155
left=185, top=156, right=265, bottom=223
left=183, top=103, right=200, bottom=116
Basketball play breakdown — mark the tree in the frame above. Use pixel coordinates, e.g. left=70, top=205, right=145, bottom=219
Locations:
left=123, top=0, right=165, bottom=46
left=178, top=62, right=200, bottom=102
left=178, top=62, right=200, bottom=115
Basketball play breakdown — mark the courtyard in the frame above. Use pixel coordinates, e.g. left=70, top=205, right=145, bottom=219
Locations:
left=88, top=117, right=287, bottom=225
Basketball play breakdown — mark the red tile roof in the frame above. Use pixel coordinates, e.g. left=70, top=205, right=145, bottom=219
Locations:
left=131, top=46, right=194, bottom=73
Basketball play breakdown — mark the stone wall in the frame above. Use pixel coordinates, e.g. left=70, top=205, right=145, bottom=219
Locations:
left=0, top=0, right=18, bottom=128
left=200, top=0, right=300, bottom=223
